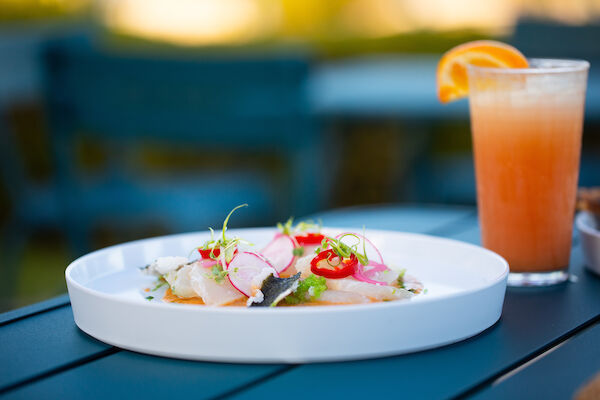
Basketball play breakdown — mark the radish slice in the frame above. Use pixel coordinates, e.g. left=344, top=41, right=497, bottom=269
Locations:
left=353, top=261, right=389, bottom=285
left=335, top=232, right=384, bottom=264
left=261, top=233, right=298, bottom=274
left=197, top=259, right=218, bottom=269
left=226, top=252, right=278, bottom=297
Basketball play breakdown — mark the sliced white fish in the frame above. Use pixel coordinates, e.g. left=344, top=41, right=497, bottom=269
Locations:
left=247, top=290, right=264, bottom=307
left=164, top=264, right=196, bottom=298
left=365, top=266, right=401, bottom=285
left=190, top=265, right=244, bottom=306
left=148, top=256, right=189, bottom=276
left=249, top=273, right=300, bottom=307
left=299, top=245, right=319, bottom=257
left=403, top=273, right=425, bottom=293
left=278, top=265, right=298, bottom=278
left=326, top=278, right=413, bottom=301
left=293, top=254, right=315, bottom=278
left=249, top=267, right=277, bottom=297
left=316, top=290, right=371, bottom=304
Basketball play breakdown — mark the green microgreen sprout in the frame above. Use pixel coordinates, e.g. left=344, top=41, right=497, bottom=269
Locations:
left=145, top=296, right=154, bottom=301
left=277, top=217, right=321, bottom=236
left=315, top=234, right=369, bottom=267
left=285, top=274, right=327, bottom=304
left=277, top=217, right=294, bottom=235
left=292, top=246, right=304, bottom=257
left=397, top=268, right=407, bottom=289
left=151, top=279, right=167, bottom=292
left=362, top=226, right=367, bottom=262
left=221, top=204, right=246, bottom=241
left=192, top=204, right=252, bottom=263
left=210, top=265, right=229, bottom=284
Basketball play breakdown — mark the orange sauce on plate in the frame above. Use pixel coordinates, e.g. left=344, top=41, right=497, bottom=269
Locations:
left=162, top=288, right=247, bottom=307
left=163, top=288, right=205, bottom=305
left=161, top=283, right=420, bottom=307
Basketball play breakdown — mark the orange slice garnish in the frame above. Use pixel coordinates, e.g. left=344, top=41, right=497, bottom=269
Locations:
left=437, top=40, right=528, bottom=103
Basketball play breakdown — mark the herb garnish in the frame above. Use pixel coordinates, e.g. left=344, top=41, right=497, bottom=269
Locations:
left=285, top=274, right=327, bottom=304
left=194, top=204, right=252, bottom=263
left=209, top=265, right=229, bottom=284
left=315, top=234, right=369, bottom=266
left=396, top=268, right=406, bottom=289
left=277, top=217, right=321, bottom=236
left=152, top=279, right=167, bottom=291
left=145, top=296, right=154, bottom=301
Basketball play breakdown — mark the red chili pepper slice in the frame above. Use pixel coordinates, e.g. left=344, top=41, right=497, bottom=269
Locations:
left=310, top=249, right=357, bottom=279
left=293, top=232, right=325, bottom=246
left=198, top=248, right=239, bottom=260
left=198, top=248, right=220, bottom=259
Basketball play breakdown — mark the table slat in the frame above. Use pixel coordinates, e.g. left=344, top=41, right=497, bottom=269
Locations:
left=2, top=351, right=288, bottom=400
left=0, top=305, right=111, bottom=391
left=0, top=294, right=70, bottom=325
left=472, top=322, right=600, bottom=399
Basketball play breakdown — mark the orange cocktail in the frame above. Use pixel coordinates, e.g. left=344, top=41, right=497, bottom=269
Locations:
left=436, top=41, right=589, bottom=286
left=467, top=59, right=589, bottom=285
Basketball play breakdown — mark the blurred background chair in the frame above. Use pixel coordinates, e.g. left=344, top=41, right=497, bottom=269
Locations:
left=0, top=110, right=62, bottom=307
left=42, top=36, right=324, bottom=255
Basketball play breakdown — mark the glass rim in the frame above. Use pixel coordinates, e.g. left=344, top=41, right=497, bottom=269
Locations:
left=466, top=58, right=590, bottom=75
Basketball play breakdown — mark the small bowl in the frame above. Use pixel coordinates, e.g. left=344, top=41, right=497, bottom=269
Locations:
left=576, top=212, right=600, bottom=275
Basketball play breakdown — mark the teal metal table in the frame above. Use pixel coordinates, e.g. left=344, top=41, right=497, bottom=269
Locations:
left=1, top=205, right=599, bottom=399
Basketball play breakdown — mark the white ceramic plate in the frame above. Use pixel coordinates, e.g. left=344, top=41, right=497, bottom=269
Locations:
left=66, top=228, right=508, bottom=363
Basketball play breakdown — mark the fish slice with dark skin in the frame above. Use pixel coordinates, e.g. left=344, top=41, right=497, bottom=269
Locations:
left=249, top=273, right=301, bottom=307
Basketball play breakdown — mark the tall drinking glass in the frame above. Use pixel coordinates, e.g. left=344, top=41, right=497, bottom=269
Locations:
left=467, top=59, right=589, bottom=286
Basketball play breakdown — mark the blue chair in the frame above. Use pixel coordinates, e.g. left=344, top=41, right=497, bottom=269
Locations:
left=42, top=37, right=324, bottom=255
left=0, top=111, right=63, bottom=306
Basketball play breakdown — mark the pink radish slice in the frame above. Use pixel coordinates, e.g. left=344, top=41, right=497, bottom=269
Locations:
left=226, top=251, right=278, bottom=297
left=353, top=261, right=389, bottom=285
left=260, top=233, right=298, bottom=273
left=198, top=259, right=218, bottom=268
left=335, top=232, right=384, bottom=264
